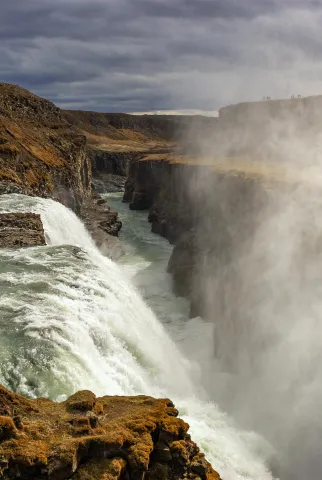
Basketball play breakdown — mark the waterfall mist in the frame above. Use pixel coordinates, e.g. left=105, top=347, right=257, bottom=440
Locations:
left=0, top=193, right=275, bottom=480
left=182, top=102, right=322, bottom=479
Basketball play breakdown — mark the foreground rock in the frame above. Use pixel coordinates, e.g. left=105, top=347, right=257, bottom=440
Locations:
left=80, top=195, right=123, bottom=259
left=0, top=213, right=46, bottom=248
left=0, top=385, right=221, bottom=480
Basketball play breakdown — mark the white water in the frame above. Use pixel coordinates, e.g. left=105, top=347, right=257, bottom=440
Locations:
left=0, top=194, right=275, bottom=479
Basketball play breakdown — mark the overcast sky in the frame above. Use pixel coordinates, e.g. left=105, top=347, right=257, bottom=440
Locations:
left=1, top=0, right=322, bottom=113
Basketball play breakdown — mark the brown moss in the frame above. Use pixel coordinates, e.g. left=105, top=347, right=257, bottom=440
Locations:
left=72, top=457, right=127, bottom=480
left=0, top=417, right=17, bottom=441
left=0, top=386, right=222, bottom=480
left=66, top=391, right=96, bottom=412
left=0, top=143, right=19, bottom=153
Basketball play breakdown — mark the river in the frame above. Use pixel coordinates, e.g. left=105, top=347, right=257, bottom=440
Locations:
left=0, top=193, right=274, bottom=479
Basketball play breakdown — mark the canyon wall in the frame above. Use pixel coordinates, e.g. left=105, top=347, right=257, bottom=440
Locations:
left=64, top=109, right=218, bottom=184
left=0, top=84, right=123, bottom=252
left=0, top=84, right=92, bottom=212
left=123, top=95, right=322, bottom=371
left=123, top=157, right=269, bottom=316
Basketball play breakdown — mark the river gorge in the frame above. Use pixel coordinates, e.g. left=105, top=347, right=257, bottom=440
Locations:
left=1, top=83, right=322, bottom=480
left=0, top=193, right=275, bottom=479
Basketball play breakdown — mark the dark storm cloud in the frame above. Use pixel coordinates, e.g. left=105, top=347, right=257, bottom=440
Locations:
left=1, top=0, right=322, bottom=112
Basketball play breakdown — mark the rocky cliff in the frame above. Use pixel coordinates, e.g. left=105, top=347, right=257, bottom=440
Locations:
left=0, top=84, right=92, bottom=212
left=0, top=84, right=123, bottom=253
left=0, top=213, right=46, bottom=248
left=123, top=95, right=322, bottom=327
left=0, top=385, right=220, bottom=480
left=63, top=110, right=172, bottom=188
left=64, top=109, right=218, bottom=192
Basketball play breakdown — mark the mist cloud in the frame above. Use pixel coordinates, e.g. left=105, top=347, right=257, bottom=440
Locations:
left=1, top=0, right=322, bottom=112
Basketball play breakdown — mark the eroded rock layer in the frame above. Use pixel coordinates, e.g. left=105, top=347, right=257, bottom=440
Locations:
left=0, top=385, right=220, bottom=480
left=0, top=83, right=92, bottom=212
left=0, top=213, right=46, bottom=248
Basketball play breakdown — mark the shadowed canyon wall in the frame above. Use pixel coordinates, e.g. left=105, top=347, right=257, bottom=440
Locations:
left=124, top=95, right=322, bottom=479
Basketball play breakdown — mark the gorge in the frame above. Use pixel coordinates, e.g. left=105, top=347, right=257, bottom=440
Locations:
left=1, top=83, right=322, bottom=479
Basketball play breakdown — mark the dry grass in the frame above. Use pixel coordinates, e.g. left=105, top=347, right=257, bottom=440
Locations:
left=141, top=153, right=322, bottom=186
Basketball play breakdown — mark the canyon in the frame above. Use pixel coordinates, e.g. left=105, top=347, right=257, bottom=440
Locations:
left=123, top=95, right=322, bottom=321
left=0, top=84, right=226, bottom=480
left=2, top=83, right=322, bottom=479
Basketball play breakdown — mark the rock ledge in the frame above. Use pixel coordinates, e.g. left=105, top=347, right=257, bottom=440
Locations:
left=0, top=385, right=221, bottom=480
left=0, top=212, right=46, bottom=248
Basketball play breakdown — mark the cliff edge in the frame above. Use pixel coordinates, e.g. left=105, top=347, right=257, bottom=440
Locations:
left=0, top=385, right=220, bottom=480
left=0, top=83, right=92, bottom=212
left=0, top=84, right=122, bottom=254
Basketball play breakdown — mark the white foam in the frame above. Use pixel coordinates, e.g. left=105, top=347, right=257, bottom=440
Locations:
left=0, top=194, right=275, bottom=479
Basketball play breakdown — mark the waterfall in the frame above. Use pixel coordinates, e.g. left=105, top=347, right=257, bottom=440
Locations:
left=0, top=194, right=275, bottom=480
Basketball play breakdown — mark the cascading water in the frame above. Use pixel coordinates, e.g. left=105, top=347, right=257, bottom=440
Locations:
left=0, top=194, right=275, bottom=480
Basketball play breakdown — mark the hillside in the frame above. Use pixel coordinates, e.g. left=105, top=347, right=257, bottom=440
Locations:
left=0, top=83, right=91, bottom=211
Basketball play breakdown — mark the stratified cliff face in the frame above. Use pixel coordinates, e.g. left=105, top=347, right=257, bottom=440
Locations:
left=123, top=95, right=322, bottom=320
left=124, top=158, right=261, bottom=316
left=0, top=84, right=123, bottom=254
left=0, top=213, right=46, bottom=248
left=0, top=84, right=92, bottom=212
left=63, top=110, right=173, bottom=185
left=64, top=110, right=218, bottom=191
left=0, top=385, right=221, bottom=480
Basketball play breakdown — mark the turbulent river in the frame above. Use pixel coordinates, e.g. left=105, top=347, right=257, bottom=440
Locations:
left=0, top=193, right=275, bottom=480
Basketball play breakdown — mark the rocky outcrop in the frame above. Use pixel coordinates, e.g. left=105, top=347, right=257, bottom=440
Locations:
left=90, top=151, right=136, bottom=177
left=89, top=151, right=138, bottom=193
left=80, top=195, right=123, bottom=259
left=0, top=84, right=124, bottom=253
left=0, top=213, right=46, bottom=248
left=92, top=174, right=127, bottom=194
left=0, top=384, right=221, bottom=480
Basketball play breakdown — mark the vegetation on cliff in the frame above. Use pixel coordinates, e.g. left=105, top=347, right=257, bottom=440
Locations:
left=0, top=213, right=46, bottom=248
left=0, top=385, right=220, bottom=480
left=0, top=83, right=92, bottom=211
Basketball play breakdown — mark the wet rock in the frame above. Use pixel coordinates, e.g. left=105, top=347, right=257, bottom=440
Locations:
left=0, top=212, right=46, bottom=248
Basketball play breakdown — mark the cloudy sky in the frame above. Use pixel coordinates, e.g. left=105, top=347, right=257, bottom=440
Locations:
left=1, top=0, right=322, bottom=113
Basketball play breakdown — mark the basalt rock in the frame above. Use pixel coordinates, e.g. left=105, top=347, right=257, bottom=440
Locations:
left=80, top=195, right=123, bottom=259
left=0, top=212, right=46, bottom=248
left=0, top=385, right=221, bottom=480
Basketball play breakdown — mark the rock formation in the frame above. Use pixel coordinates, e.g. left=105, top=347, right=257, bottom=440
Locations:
left=80, top=195, right=123, bottom=258
left=64, top=109, right=218, bottom=193
left=0, top=385, right=221, bottom=480
left=123, top=94, right=322, bottom=322
left=0, top=83, right=91, bottom=212
left=0, top=84, right=123, bottom=255
left=0, top=213, right=46, bottom=248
